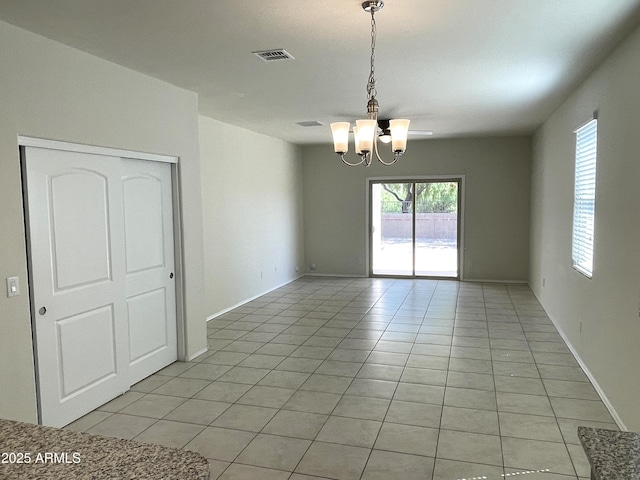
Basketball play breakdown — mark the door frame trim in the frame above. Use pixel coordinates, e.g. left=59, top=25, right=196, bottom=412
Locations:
left=365, top=175, right=466, bottom=280
left=18, top=136, right=178, bottom=164
left=18, top=136, right=187, bottom=371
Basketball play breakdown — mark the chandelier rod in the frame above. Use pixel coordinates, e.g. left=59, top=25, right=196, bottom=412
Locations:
left=366, top=2, right=398, bottom=165
left=368, top=5, right=399, bottom=166
left=367, top=7, right=377, bottom=102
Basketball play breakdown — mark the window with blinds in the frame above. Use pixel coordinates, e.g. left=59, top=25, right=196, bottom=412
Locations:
left=572, top=117, right=598, bottom=278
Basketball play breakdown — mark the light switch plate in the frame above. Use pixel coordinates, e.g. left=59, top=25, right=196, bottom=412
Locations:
left=7, top=277, right=19, bottom=297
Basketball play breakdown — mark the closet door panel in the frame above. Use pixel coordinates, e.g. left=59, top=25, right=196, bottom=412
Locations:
left=122, top=159, right=177, bottom=385
left=25, top=146, right=128, bottom=428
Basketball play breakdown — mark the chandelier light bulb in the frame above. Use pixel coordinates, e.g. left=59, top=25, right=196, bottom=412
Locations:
left=355, top=119, right=376, bottom=152
left=330, top=122, right=350, bottom=154
left=390, top=119, right=410, bottom=153
left=353, top=126, right=363, bottom=154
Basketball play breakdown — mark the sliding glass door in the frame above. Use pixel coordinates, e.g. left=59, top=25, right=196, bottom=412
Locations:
left=370, top=182, right=414, bottom=276
left=370, top=179, right=460, bottom=278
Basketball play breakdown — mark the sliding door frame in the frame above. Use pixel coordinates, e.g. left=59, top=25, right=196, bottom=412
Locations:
left=365, top=175, right=466, bottom=280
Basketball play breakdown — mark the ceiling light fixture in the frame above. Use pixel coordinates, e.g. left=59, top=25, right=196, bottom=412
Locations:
left=330, top=1, right=410, bottom=167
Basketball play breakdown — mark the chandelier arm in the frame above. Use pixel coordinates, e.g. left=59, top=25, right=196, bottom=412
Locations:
left=377, top=152, right=401, bottom=166
left=372, top=138, right=400, bottom=166
left=340, top=153, right=367, bottom=167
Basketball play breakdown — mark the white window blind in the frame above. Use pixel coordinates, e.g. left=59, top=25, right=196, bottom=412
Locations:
left=572, top=118, right=598, bottom=277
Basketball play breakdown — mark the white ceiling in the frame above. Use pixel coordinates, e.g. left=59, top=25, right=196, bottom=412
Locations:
left=1, top=0, right=640, bottom=144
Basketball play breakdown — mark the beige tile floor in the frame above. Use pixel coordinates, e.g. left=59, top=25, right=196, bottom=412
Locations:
left=66, top=277, right=618, bottom=480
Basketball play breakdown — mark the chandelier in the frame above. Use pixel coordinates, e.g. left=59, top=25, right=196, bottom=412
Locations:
left=330, top=1, right=410, bottom=167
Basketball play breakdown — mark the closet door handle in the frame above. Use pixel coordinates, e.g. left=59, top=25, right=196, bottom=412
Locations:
left=39, top=306, right=47, bottom=315
left=169, top=272, right=174, bottom=279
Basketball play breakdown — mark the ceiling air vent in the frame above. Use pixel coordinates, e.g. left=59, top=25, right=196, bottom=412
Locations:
left=253, top=49, right=295, bottom=62
left=297, top=121, right=324, bottom=127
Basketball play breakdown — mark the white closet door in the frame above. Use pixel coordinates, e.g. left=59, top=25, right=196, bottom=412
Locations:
left=25, top=147, right=129, bottom=427
left=25, top=146, right=178, bottom=427
left=122, top=159, right=177, bottom=385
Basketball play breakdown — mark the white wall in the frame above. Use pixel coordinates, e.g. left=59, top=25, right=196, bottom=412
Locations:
left=302, top=137, right=531, bottom=281
left=199, top=116, right=304, bottom=317
left=530, top=22, right=640, bottom=430
left=0, top=21, right=207, bottom=423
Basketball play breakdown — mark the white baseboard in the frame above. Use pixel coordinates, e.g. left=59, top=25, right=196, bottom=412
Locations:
left=305, top=273, right=367, bottom=278
left=206, top=275, right=305, bottom=322
left=308, top=274, right=528, bottom=283
left=544, top=311, right=627, bottom=431
left=462, top=278, right=529, bottom=284
left=185, top=346, right=208, bottom=362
